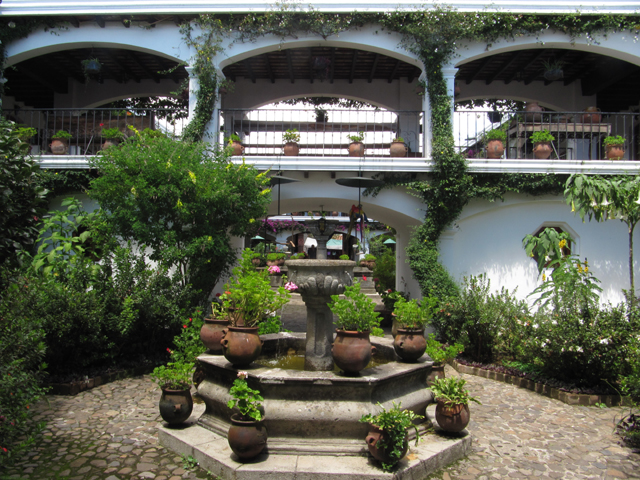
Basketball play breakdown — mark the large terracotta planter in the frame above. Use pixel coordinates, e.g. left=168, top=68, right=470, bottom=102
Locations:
left=348, top=142, right=365, bottom=157
left=332, top=330, right=372, bottom=374
left=581, top=106, right=601, bottom=123
left=533, top=142, right=553, bottom=159
left=283, top=142, right=300, bottom=156
left=220, top=326, right=262, bottom=367
left=359, top=260, right=375, bottom=270
left=524, top=102, right=544, bottom=122
left=230, top=141, right=244, bottom=156
left=389, top=141, right=407, bottom=158
left=200, top=317, right=229, bottom=354
left=606, top=145, right=625, bottom=160
left=266, top=258, right=285, bottom=267
left=50, top=139, right=69, bottom=155
left=101, top=139, right=120, bottom=150
left=228, top=414, right=268, bottom=460
left=365, top=424, right=408, bottom=466
left=159, top=388, right=193, bottom=425
left=434, top=401, right=470, bottom=433
left=393, top=328, right=426, bottom=362
left=486, top=140, right=504, bottom=159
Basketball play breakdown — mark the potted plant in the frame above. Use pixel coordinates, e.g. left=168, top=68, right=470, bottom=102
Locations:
left=390, top=137, right=407, bottom=157
left=219, top=249, right=292, bottom=366
left=291, top=252, right=306, bottom=259
left=150, top=360, right=194, bottom=425
left=582, top=106, right=602, bottom=123
left=339, top=254, right=350, bottom=260
left=329, top=283, right=381, bottom=374
left=314, top=107, right=328, bottom=123
left=50, top=130, right=72, bottom=155
left=226, top=371, right=268, bottom=460
left=100, top=127, right=125, bottom=149
left=200, top=301, right=229, bottom=355
left=604, top=135, right=626, bottom=160
left=424, top=334, right=464, bottom=384
left=347, top=132, right=365, bottom=157
left=429, top=376, right=481, bottom=433
left=541, top=59, right=564, bottom=82
left=359, top=402, right=422, bottom=470
left=81, top=57, right=101, bottom=81
left=530, top=129, right=555, bottom=160
left=359, top=253, right=376, bottom=270
left=226, top=133, right=244, bottom=156
left=282, top=129, right=300, bottom=156
left=392, top=296, right=438, bottom=362
left=268, top=265, right=283, bottom=287
left=484, top=129, right=506, bottom=159
left=266, top=252, right=286, bottom=267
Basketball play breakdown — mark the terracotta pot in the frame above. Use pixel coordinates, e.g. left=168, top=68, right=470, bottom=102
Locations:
left=230, top=141, right=244, bottom=156
left=426, top=364, right=445, bottom=387
left=606, top=145, right=625, bottom=160
left=228, top=414, right=268, bottom=460
left=435, top=401, right=470, bottom=433
left=101, top=139, right=120, bottom=150
left=283, top=142, right=300, bottom=156
left=251, top=257, right=262, bottom=267
left=332, top=330, right=373, bottom=374
left=391, top=315, right=399, bottom=337
left=524, top=102, right=544, bottom=122
left=582, top=106, right=602, bottom=123
left=359, top=260, right=375, bottom=270
left=159, top=388, right=193, bottom=425
left=486, top=140, right=504, bottom=159
left=348, top=142, right=365, bottom=157
left=365, top=424, right=408, bottom=466
left=49, top=138, right=69, bottom=155
left=200, top=317, right=229, bottom=354
left=390, top=141, right=407, bottom=158
left=393, top=328, right=426, bottom=362
left=266, top=259, right=285, bottom=267
left=533, top=142, right=553, bottom=159
left=220, top=326, right=263, bottom=367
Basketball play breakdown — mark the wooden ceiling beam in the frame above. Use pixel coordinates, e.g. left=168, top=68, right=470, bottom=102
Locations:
left=330, top=48, right=336, bottom=84
left=562, top=53, right=591, bottom=86
left=522, top=51, right=548, bottom=85
left=582, top=60, right=639, bottom=96
left=465, top=56, right=493, bottom=85
left=126, top=51, right=160, bottom=83
left=388, top=59, right=400, bottom=84
left=243, top=59, right=256, bottom=84
left=368, top=54, right=379, bottom=84
left=286, top=50, right=295, bottom=84
left=68, top=17, right=80, bottom=28
left=107, top=52, right=135, bottom=84
left=264, top=55, right=275, bottom=84
left=15, top=65, right=66, bottom=94
left=95, top=16, right=105, bottom=28
left=502, top=50, right=545, bottom=84
left=485, top=52, right=520, bottom=85
left=349, top=51, right=358, bottom=84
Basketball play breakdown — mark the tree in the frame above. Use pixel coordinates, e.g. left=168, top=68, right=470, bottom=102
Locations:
left=564, top=174, right=640, bottom=299
left=88, top=130, right=271, bottom=302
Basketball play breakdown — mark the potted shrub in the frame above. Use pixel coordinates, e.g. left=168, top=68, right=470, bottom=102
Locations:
left=530, top=129, right=555, bottom=160
left=290, top=252, right=306, bottom=259
left=390, top=137, right=407, bottom=157
left=430, top=376, right=481, bottom=433
left=266, top=252, right=286, bottom=266
left=81, top=57, right=101, bottom=82
left=283, top=129, right=300, bottom=156
left=392, top=296, right=438, bottom=362
left=219, top=249, right=292, bottom=366
left=541, top=59, right=564, bottom=82
left=484, top=129, right=506, bottom=159
left=604, top=135, right=626, bottom=160
left=100, top=127, right=125, bottom=149
left=226, top=133, right=244, bottom=156
left=329, top=283, right=381, bottom=374
left=424, top=334, right=464, bottom=384
left=359, top=253, right=376, bottom=270
left=150, top=360, right=194, bottom=425
left=359, top=402, right=422, bottom=470
left=226, top=371, right=268, bottom=460
left=50, top=130, right=72, bottom=155
left=347, top=132, right=365, bottom=157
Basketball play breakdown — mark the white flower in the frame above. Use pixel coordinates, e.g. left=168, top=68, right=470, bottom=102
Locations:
left=576, top=347, right=583, bottom=352
left=237, top=371, right=249, bottom=379
left=600, top=338, right=609, bottom=345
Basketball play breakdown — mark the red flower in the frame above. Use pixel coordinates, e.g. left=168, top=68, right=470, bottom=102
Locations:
left=189, top=318, right=192, bottom=322
left=216, top=293, right=221, bottom=297
left=183, top=324, right=187, bottom=329
left=2, top=447, right=6, bottom=452
left=99, top=123, right=104, bottom=127
left=363, top=276, right=367, bottom=281
left=225, top=291, right=231, bottom=295
left=166, top=348, right=172, bottom=353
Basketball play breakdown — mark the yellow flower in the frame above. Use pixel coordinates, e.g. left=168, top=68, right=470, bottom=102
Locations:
left=176, top=199, right=183, bottom=208
left=188, top=171, right=197, bottom=184
left=207, top=236, right=212, bottom=241
left=542, top=273, right=546, bottom=281
left=558, top=239, right=567, bottom=249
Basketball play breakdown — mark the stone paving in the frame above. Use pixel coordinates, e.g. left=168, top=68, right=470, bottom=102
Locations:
left=2, top=292, right=639, bottom=479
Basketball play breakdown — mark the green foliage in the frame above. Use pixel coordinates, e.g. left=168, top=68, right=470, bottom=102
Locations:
left=429, top=376, right=481, bottom=407
left=379, top=290, right=409, bottom=312
left=221, top=249, right=291, bottom=327
left=330, top=283, right=380, bottom=332
left=347, top=132, right=364, bottom=143
left=484, top=129, right=507, bottom=142
left=88, top=132, right=271, bottom=303
left=424, top=334, right=464, bottom=365
left=603, top=135, right=625, bottom=146
left=522, top=227, right=573, bottom=275
left=40, top=169, right=99, bottom=197
left=364, top=253, right=376, bottom=261
left=0, top=120, right=48, bottom=270
left=530, top=129, right=555, bottom=143
left=372, top=249, right=396, bottom=293
left=359, top=402, right=422, bottom=471
left=392, top=137, right=405, bottom=143
left=14, top=127, right=37, bottom=141
left=226, top=133, right=241, bottom=144
left=0, top=271, right=48, bottom=466
left=283, top=129, right=300, bottom=143
left=100, top=127, right=124, bottom=140
left=393, top=296, right=438, bottom=329
left=620, top=334, right=640, bottom=402
left=51, top=130, right=72, bottom=139
left=339, top=254, right=350, bottom=260
left=266, top=252, right=286, bottom=261
left=150, top=360, right=194, bottom=390
left=170, top=312, right=207, bottom=364
left=227, top=373, right=264, bottom=421
left=406, top=231, right=459, bottom=300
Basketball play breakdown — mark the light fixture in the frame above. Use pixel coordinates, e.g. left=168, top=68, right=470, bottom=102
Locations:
left=318, top=217, right=327, bottom=234
left=251, top=235, right=264, bottom=240
left=383, top=238, right=396, bottom=245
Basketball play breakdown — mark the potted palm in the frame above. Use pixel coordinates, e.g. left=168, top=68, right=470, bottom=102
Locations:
left=150, top=360, right=194, bottom=425
left=604, top=135, right=626, bottom=160
left=226, top=133, right=244, bottom=156
left=530, top=129, right=555, bottom=159
left=50, top=130, right=72, bottom=155
left=226, top=371, right=268, bottom=460
left=392, top=296, right=438, bottom=362
left=282, top=129, right=300, bottom=156
left=359, top=402, right=422, bottom=470
left=484, top=129, right=506, bottom=159
left=430, top=376, right=481, bottom=433
left=347, top=132, right=365, bottom=157
left=390, top=137, right=407, bottom=157
left=329, top=283, right=381, bottom=374
left=100, top=127, right=125, bottom=149
left=424, top=334, right=464, bottom=385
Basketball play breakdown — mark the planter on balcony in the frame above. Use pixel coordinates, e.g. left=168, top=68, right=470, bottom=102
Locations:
left=348, top=142, right=365, bottom=157
left=283, top=142, right=300, bottom=156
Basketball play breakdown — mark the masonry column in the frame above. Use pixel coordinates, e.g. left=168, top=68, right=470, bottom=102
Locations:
left=185, top=66, right=198, bottom=124
left=421, top=73, right=431, bottom=159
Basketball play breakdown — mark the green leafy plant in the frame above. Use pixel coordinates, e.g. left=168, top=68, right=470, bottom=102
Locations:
left=291, top=252, right=306, bottom=259
left=364, top=253, right=376, bottom=261
left=379, top=289, right=409, bottom=311
left=339, top=254, right=350, bottom=260
left=603, top=135, right=625, bottom=146
left=484, top=129, right=506, bottom=142
left=181, top=454, right=199, bottom=470
left=425, top=334, right=464, bottom=365
left=393, top=296, right=438, bottom=329
left=227, top=371, right=264, bottom=421
left=100, top=127, right=124, bottom=140
left=51, top=130, right=72, bottom=139
left=226, top=133, right=242, bottom=144
left=429, top=376, right=481, bottom=407
left=15, top=127, right=37, bottom=141
left=522, top=227, right=573, bottom=275
left=282, top=129, right=300, bottom=143
left=530, top=129, right=555, bottom=143
left=150, top=360, right=194, bottom=390
left=347, top=132, right=364, bottom=143
left=329, top=283, right=380, bottom=332
left=392, top=137, right=405, bottom=143
left=359, top=402, right=422, bottom=471
left=266, top=252, right=286, bottom=261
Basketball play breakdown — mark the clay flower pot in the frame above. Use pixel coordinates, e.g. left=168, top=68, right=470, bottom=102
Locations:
left=159, top=388, right=193, bottom=425
left=426, top=364, right=445, bottom=387
left=101, top=139, right=120, bottom=150
left=365, top=424, right=408, bottom=466
left=348, top=142, right=365, bottom=157
left=220, top=326, right=263, bottom=367
left=606, top=145, right=625, bottom=160
left=486, top=140, right=504, bottom=159
left=581, top=107, right=602, bottom=123
left=50, top=138, right=69, bottom=155
left=227, top=414, right=268, bottom=460
left=283, top=142, right=300, bottom=156
left=435, top=401, right=470, bottom=433
left=389, top=141, right=407, bottom=158
left=533, top=141, right=553, bottom=159
left=200, top=317, right=229, bottom=354
left=332, top=330, right=373, bottom=374
left=230, top=141, right=244, bottom=156
left=359, top=260, right=375, bottom=270
left=393, top=328, right=426, bottom=362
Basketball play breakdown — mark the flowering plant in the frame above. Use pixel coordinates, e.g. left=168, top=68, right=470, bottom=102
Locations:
left=227, top=371, right=264, bottom=421
left=284, top=282, right=298, bottom=292
left=150, top=360, right=194, bottom=390
left=268, top=265, right=280, bottom=275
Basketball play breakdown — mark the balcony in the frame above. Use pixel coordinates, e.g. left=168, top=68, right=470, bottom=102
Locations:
left=5, top=107, right=640, bottom=175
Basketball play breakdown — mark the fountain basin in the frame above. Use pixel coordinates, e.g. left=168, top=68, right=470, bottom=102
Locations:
left=196, top=333, right=435, bottom=455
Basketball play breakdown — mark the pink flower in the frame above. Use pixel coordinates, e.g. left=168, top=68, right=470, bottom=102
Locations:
left=166, top=348, right=172, bottom=353
left=363, top=276, right=367, bottom=281
left=284, top=282, right=298, bottom=292
left=268, top=266, right=280, bottom=274
left=237, top=371, right=248, bottom=379
left=183, top=324, right=187, bottom=329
